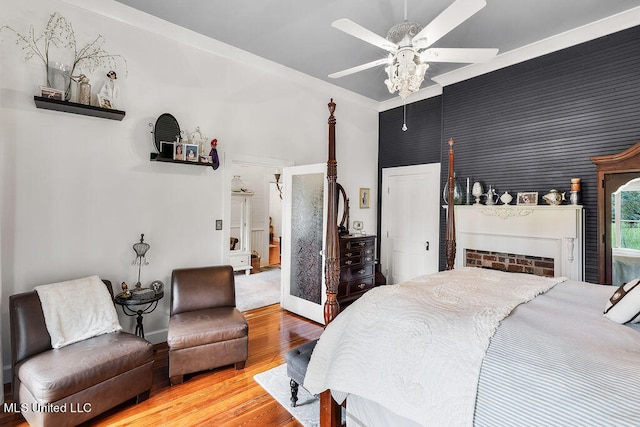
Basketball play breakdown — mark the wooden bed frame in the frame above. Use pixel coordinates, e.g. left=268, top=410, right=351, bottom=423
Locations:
left=320, top=100, right=457, bottom=426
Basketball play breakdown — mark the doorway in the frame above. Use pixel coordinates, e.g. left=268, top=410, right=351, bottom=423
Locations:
left=226, top=156, right=292, bottom=310
left=381, top=163, right=441, bottom=284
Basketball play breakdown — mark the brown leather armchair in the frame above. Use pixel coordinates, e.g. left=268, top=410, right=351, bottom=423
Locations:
left=9, top=280, right=154, bottom=427
left=168, top=265, right=248, bottom=385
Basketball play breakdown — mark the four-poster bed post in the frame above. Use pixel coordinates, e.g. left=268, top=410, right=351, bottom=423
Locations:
left=446, top=137, right=456, bottom=270
left=321, top=99, right=342, bottom=426
left=319, top=102, right=457, bottom=426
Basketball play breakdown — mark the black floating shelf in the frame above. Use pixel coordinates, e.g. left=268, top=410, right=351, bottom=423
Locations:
left=34, top=96, right=126, bottom=121
left=150, top=153, right=212, bottom=167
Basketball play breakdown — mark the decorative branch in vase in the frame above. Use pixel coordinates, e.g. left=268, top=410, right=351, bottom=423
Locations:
left=1, top=11, right=127, bottom=103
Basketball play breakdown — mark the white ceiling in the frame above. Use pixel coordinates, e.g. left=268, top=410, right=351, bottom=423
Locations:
left=113, top=0, right=640, bottom=102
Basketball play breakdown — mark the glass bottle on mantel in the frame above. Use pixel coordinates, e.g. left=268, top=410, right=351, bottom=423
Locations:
left=443, top=172, right=463, bottom=205
left=78, top=75, right=91, bottom=105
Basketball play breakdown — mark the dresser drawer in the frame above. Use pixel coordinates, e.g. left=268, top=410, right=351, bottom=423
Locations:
left=346, top=238, right=374, bottom=251
left=348, top=263, right=374, bottom=279
left=230, top=253, right=250, bottom=267
left=340, top=253, right=362, bottom=267
left=347, top=276, right=375, bottom=296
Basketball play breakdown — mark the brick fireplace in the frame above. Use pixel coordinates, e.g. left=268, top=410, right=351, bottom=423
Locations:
left=451, top=205, right=584, bottom=281
left=465, top=249, right=555, bottom=277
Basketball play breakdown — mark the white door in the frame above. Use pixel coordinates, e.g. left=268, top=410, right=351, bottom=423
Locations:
left=280, top=163, right=327, bottom=324
left=381, top=163, right=441, bottom=284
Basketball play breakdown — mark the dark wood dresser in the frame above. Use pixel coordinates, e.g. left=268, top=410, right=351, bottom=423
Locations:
left=338, top=234, right=377, bottom=306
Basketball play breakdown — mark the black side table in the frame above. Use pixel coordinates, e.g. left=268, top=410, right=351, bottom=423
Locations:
left=114, top=289, right=163, bottom=339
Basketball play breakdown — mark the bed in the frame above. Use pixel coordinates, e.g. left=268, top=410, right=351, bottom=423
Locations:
left=310, top=100, right=640, bottom=426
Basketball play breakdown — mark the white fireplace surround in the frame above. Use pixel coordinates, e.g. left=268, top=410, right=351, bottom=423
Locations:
left=451, top=205, right=584, bottom=281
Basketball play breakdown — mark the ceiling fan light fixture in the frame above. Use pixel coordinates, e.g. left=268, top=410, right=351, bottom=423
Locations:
left=384, top=48, right=428, bottom=99
left=387, top=21, right=423, bottom=48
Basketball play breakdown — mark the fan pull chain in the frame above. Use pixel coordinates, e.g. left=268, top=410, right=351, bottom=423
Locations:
left=404, top=0, right=408, bottom=21
left=402, top=101, right=408, bottom=131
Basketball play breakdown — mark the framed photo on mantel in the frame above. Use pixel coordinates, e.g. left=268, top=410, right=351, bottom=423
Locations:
left=517, top=192, right=538, bottom=205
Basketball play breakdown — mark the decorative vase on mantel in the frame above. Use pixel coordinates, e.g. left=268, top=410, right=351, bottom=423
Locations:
left=443, top=172, right=463, bottom=205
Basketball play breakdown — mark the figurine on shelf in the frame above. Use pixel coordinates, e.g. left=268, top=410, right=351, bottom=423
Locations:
left=121, top=282, right=131, bottom=298
left=98, top=70, right=120, bottom=109
left=209, top=138, right=220, bottom=170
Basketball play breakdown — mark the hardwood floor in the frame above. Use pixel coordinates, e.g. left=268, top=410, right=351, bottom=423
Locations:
left=1, top=304, right=323, bottom=426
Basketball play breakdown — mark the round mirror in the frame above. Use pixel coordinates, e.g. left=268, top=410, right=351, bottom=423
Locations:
left=153, top=113, right=180, bottom=154
left=337, top=183, right=349, bottom=235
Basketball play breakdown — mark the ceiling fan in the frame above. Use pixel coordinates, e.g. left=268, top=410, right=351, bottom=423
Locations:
left=329, top=0, right=498, bottom=100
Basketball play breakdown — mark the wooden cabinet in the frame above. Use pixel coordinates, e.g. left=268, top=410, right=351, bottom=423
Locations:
left=338, top=235, right=376, bottom=306
left=230, top=192, right=253, bottom=274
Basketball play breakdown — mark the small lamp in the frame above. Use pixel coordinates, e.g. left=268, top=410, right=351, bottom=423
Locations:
left=132, top=234, right=150, bottom=289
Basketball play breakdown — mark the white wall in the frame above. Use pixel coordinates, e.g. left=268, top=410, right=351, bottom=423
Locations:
left=0, top=0, right=379, bottom=383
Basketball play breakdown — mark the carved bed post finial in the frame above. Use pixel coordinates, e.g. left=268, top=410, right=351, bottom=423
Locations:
left=446, top=138, right=456, bottom=270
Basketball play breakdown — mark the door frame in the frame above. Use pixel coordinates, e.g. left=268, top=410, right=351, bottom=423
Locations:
left=380, top=163, right=441, bottom=284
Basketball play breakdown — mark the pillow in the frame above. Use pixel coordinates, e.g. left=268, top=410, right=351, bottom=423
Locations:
left=603, top=278, right=640, bottom=324
left=35, top=275, right=122, bottom=348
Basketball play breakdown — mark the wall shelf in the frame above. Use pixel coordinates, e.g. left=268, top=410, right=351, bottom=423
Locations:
left=33, top=96, right=126, bottom=121
left=149, top=153, right=212, bottom=167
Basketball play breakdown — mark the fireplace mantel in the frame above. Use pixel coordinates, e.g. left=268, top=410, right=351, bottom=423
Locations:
left=449, top=205, right=584, bottom=281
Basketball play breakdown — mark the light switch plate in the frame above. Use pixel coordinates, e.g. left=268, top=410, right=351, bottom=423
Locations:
left=215, top=219, right=223, bottom=230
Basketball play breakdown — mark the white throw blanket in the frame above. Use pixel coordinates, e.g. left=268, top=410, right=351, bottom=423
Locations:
left=304, top=267, right=565, bottom=426
left=35, top=275, right=122, bottom=348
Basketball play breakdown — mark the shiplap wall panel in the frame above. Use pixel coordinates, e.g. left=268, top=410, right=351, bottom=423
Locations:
left=378, top=25, right=640, bottom=283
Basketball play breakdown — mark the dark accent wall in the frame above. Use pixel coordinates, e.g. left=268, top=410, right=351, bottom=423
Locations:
left=376, top=96, right=443, bottom=243
left=378, top=25, right=640, bottom=284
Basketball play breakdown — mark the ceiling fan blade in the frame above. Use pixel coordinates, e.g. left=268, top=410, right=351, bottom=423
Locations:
left=328, top=58, right=391, bottom=79
left=412, top=0, right=487, bottom=50
left=420, top=48, right=498, bottom=63
left=332, top=18, right=397, bottom=52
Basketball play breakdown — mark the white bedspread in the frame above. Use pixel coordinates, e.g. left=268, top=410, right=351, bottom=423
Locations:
left=35, top=275, right=122, bottom=348
left=304, top=267, right=565, bottom=427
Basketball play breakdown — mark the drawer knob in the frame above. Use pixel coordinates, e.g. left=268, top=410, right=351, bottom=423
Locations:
left=346, top=252, right=353, bottom=257
left=358, top=269, right=366, bottom=274
left=365, top=257, right=372, bottom=262
left=345, top=260, right=353, bottom=265
left=358, top=283, right=366, bottom=289
left=358, top=242, right=366, bottom=246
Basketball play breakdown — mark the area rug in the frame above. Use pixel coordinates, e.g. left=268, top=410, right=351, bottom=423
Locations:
left=235, top=266, right=281, bottom=312
left=254, top=363, right=321, bottom=427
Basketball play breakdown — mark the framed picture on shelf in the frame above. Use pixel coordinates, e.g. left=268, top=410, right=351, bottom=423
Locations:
left=517, top=192, right=538, bottom=205
left=174, top=143, right=185, bottom=161
left=40, top=86, right=63, bottom=100
left=185, top=144, right=199, bottom=162
left=160, top=141, right=174, bottom=158
left=360, top=188, right=370, bottom=208
left=97, top=94, right=113, bottom=109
